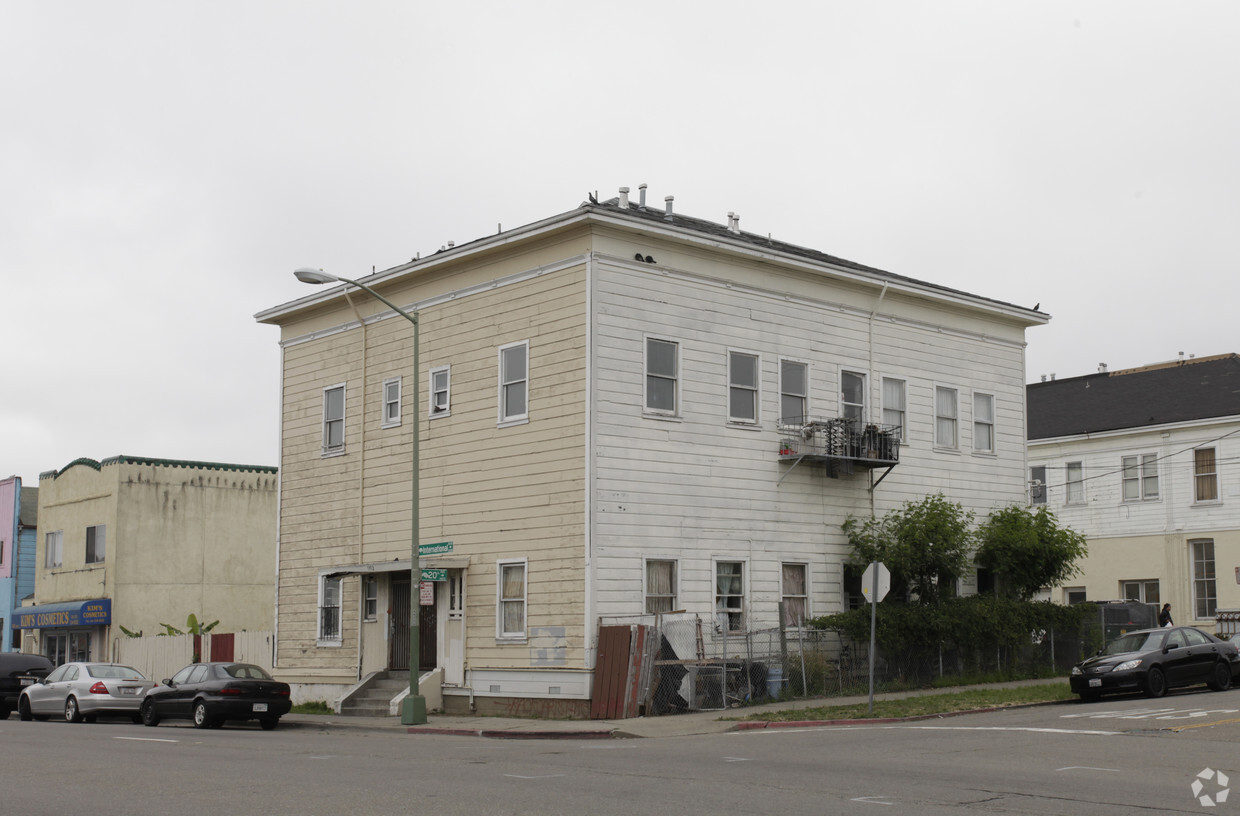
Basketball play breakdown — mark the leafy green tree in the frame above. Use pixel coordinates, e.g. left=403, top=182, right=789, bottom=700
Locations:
left=844, top=494, right=975, bottom=605
left=975, top=505, right=1088, bottom=600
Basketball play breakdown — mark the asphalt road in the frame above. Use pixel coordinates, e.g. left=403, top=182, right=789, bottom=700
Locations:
left=5, top=686, right=1240, bottom=815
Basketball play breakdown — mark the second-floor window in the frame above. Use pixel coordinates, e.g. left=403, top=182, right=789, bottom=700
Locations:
left=841, top=371, right=865, bottom=424
left=86, top=525, right=106, bottom=564
left=645, top=337, right=678, bottom=415
left=430, top=366, right=451, bottom=417
left=728, top=350, right=759, bottom=424
left=882, top=377, right=906, bottom=440
left=1122, top=454, right=1159, bottom=501
left=498, top=341, right=529, bottom=425
left=1030, top=465, right=1047, bottom=505
left=973, top=393, right=994, bottom=453
left=780, top=360, right=808, bottom=425
left=323, top=384, right=345, bottom=454
left=45, top=530, right=63, bottom=568
left=1194, top=448, right=1218, bottom=502
left=935, top=386, right=958, bottom=449
left=1066, top=462, right=1084, bottom=504
left=381, top=377, right=402, bottom=428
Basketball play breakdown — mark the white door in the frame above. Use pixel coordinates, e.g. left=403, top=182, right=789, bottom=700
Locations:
left=441, top=569, right=466, bottom=686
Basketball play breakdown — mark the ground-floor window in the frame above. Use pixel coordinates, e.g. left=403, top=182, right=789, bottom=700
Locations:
left=715, top=561, right=745, bottom=632
left=645, top=559, right=677, bottom=614
left=497, top=559, right=527, bottom=639
left=319, top=576, right=342, bottom=643
left=781, top=563, right=808, bottom=626
left=1064, top=587, right=1087, bottom=605
left=1191, top=539, right=1217, bottom=619
left=1120, top=579, right=1160, bottom=605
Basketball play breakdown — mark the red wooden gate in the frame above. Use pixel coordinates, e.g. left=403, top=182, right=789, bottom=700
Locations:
left=590, top=624, right=649, bottom=719
left=209, top=632, right=235, bottom=662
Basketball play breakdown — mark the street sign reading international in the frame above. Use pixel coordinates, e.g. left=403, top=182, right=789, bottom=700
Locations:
left=418, top=541, right=453, bottom=556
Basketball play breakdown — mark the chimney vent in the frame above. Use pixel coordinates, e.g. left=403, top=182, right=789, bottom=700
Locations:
left=1098, top=363, right=1108, bottom=373
left=638, top=183, right=647, bottom=210
left=729, top=213, right=741, bottom=234
left=619, top=187, right=629, bottom=209
left=664, top=196, right=674, bottom=220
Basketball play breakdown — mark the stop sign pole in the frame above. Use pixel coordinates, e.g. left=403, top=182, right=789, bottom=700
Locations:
left=861, top=561, right=890, bottom=715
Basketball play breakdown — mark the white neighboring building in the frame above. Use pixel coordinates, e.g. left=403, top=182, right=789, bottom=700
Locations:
left=258, top=188, right=1045, bottom=714
left=1027, top=354, right=1240, bottom=625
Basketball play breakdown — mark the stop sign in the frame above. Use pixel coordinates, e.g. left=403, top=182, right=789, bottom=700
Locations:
left=860, top=562, right=891, bottom=604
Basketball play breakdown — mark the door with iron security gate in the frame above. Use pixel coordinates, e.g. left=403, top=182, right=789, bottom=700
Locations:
left=390, top=578, right=411, bottom=671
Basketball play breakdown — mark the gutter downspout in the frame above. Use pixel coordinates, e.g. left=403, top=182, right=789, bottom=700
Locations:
left=868, top=282, right=889, bottom=514
left=341, top=291, right=369, bottom=680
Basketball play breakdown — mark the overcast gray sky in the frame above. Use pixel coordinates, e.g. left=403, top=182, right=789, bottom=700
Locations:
left=4, top=1, right=1237, bottom=484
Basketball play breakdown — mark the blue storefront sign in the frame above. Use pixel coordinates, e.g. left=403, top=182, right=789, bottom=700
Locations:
left=16, top=599, right=111, bottom=629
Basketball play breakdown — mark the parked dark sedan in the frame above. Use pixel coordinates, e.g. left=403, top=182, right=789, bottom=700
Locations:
left=140, top=662, right=291, bottom=730
left=1071, top=626, right=1240, bottom=700
left=0, top=653, right=54, bottom=720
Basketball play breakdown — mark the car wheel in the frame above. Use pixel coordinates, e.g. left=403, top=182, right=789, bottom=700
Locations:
left=1144, top=667, right=1167, bottom=698
left=1208, top=661, right=1233, bottom=692
left=141, top=700, right=161, bottom=727
left=18, top=696, right=33, bottom=722
left=259, top=717, right=280, bottom=731
left=65, top=696, right=84, bottom=723
left=192, top=700, right=215, bottom=729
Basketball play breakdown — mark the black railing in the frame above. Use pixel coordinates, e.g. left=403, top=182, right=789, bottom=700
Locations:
left=778, top=418, right=901, bottom=468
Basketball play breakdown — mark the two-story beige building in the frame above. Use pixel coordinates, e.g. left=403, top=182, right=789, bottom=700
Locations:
left=258, top=188, right=1046, bottom=716
left=23, top=456, right=277, bottom=663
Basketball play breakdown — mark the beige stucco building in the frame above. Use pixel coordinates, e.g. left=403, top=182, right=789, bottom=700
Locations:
left=258, top=189, right=1046, bottom=715
left=22, top=456, right=277, bottom=663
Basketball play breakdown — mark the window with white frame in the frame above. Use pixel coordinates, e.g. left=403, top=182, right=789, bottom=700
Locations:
left=45, top=530, right=63, bottom=568
left=841, top=371, right=865, bottom=424
left=362, top=575, right=378, bottom=622
left=645, top=337, right=678, bottom=415
left=728, top=350, right=760, bottom=424
left=780, top=360, right=808, bottom=425
left=972, top=393, right=994, bottom=453
left=781, top=563, right=808, bottom=627
left=319, top=576, right=342, bottom=643
left=1066, top=462, right=1084, bottom=504
left=381, top=377, right=401, bottom=428
left=1194, top=448, right=1218, bottom=502
left=448, top=571, right=464, bottom=620
left=715, top=561, right=745, bottom=632
left=1064, top=587, right=1087, bottom=605
left=85, top=525, right=106, bottom=564
left=935, top=386, right=958, bottom=448
left=644, top=559, right=677, bottom=614
left=322, top=384, right=346, bottom=454
left=1120, top=579, right=1159, bottom=604
left=430, top=366, right=451, bottom=417
left=1121, top=454, right=1159, bottom=501
left=882, top=377, right=906, bottom=440
left=1192, top=539, right=1216, bottom=619
left=497, top=559, right=527, bottom=639
left=498, top=342, right=529, bottom=424
left=1030, top=465, right=1047, bottom=505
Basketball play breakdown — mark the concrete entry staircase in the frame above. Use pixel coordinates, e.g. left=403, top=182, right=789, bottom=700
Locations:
left=340, top=671, right=410, bottom=717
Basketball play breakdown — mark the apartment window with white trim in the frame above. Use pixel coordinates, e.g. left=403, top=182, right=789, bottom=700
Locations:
left=362, top=575, right=378, bottom=622
left=841, top=371, right=865, bottom=424
left=645, top=337, right=678, bottom=415
left=381, top=377, right=402, bottom=428
left=85, top=525, right=106, bottom=564
left=715, top=561, right=746, bottom=632
left=45, top=530, right=63, bottom=568
left=644, top=559, right=677, bottom=614
left=1120, top=579, right=1159, bottom=604
left=1194, top=448, right=1218, bottom=502
left=1191, top=539, right=1216, bottom=619
left=780, top=360, right=808, bottom=425
left=781, top=563, right=809, bottom=627
left=728, top=350, right=760, bottom=424
left=497, top=559, right=527, bottom=639
left=935, top=386, right=958, bottom=449
left=1066, top=462, right=1084, bottom=504
left=498, top=341, right=529, bottom=425
left=322, top=384, right=346, bottom=454
left=972, top=393, right=994, bottom=453
left=1121, top=454, right=1159, bottom=501
left=319, top=576, right=342, bottom=644
left=430, top=366, right=451, bottom=418
left=882, top=377, right=906, bottom=440
left=1030, top=465, right=1047, bottom=505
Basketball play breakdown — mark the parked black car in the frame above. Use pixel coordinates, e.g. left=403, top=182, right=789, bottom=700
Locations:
left=0, top=653, right=54, bottom=720
left=140, top=662, right=291, bottom=730
left=1071, top=626, right=1240, bottom=700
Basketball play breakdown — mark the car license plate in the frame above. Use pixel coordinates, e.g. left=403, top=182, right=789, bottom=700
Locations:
left=20, top=678, right=33, bottom=686
left=121, top=687, right=137, bottom=695
left=1089, top=678, right=1101, bottom=688
left=253, top=703, right=268, bottom=712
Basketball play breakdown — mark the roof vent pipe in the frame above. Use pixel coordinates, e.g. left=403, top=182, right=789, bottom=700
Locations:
left=638, top=183, right=647, bottom=210
left=664, top=196, right=674, bottom=220
left=729, top=213, right=741, bottom=234
left=1098, top=363, right=1108, bottom=373
left=619, top=187, right=629, bottom=209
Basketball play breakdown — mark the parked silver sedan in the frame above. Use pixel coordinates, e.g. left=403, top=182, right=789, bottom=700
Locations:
left=19, top=662, right=155, bottom=723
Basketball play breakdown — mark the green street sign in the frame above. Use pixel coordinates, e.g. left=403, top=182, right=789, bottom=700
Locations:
left=418, top=541, right=453, bottom=556
left=420, top=569, right=448, bottom=582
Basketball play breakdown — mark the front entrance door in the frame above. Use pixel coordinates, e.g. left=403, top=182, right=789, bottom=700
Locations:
left=390, top=578, right=411, bottom=670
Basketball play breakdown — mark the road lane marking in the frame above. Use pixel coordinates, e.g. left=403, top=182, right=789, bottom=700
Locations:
left=1058, top=766, right=1122, bottom=772
left=114, top=736, right=179, bottom=743
left=886, top=726, right=1121, bottom=736
left=1166, top=716, right=1240, bottom=732
left=723, top=757, right=752, bottom=762
left=1061, top=707, right=1238, bottom=721
left=850, top=796, right=895, bottom=805
left=504, top=774, right=566, bottom=780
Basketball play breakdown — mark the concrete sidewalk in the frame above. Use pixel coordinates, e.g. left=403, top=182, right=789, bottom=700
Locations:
left=280, top=677, right=1069, bottom=740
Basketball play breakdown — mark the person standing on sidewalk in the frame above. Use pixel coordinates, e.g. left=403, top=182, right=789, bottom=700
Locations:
left=1159, top=603, right=1174, bottom=628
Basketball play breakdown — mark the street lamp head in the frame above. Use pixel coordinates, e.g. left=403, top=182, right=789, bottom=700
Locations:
left=294, top=268, right=339, bottom=285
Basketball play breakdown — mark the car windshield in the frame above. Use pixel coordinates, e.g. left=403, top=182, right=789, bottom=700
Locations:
left=87, top=664, right=147, bottom=680
left=218, top=664, right=273, bottom=680
left=1104, top=631, right=1164, bottom=655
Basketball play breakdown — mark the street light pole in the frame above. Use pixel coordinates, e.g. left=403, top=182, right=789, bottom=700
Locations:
left=294, top=267, right=427, bottom=725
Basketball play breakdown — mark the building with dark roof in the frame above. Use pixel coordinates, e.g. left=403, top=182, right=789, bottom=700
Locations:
left=1026, top=354, right=1240, bottom=622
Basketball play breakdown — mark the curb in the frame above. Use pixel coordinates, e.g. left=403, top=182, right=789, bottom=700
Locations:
left=407, top=726, right=616, bottom=740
